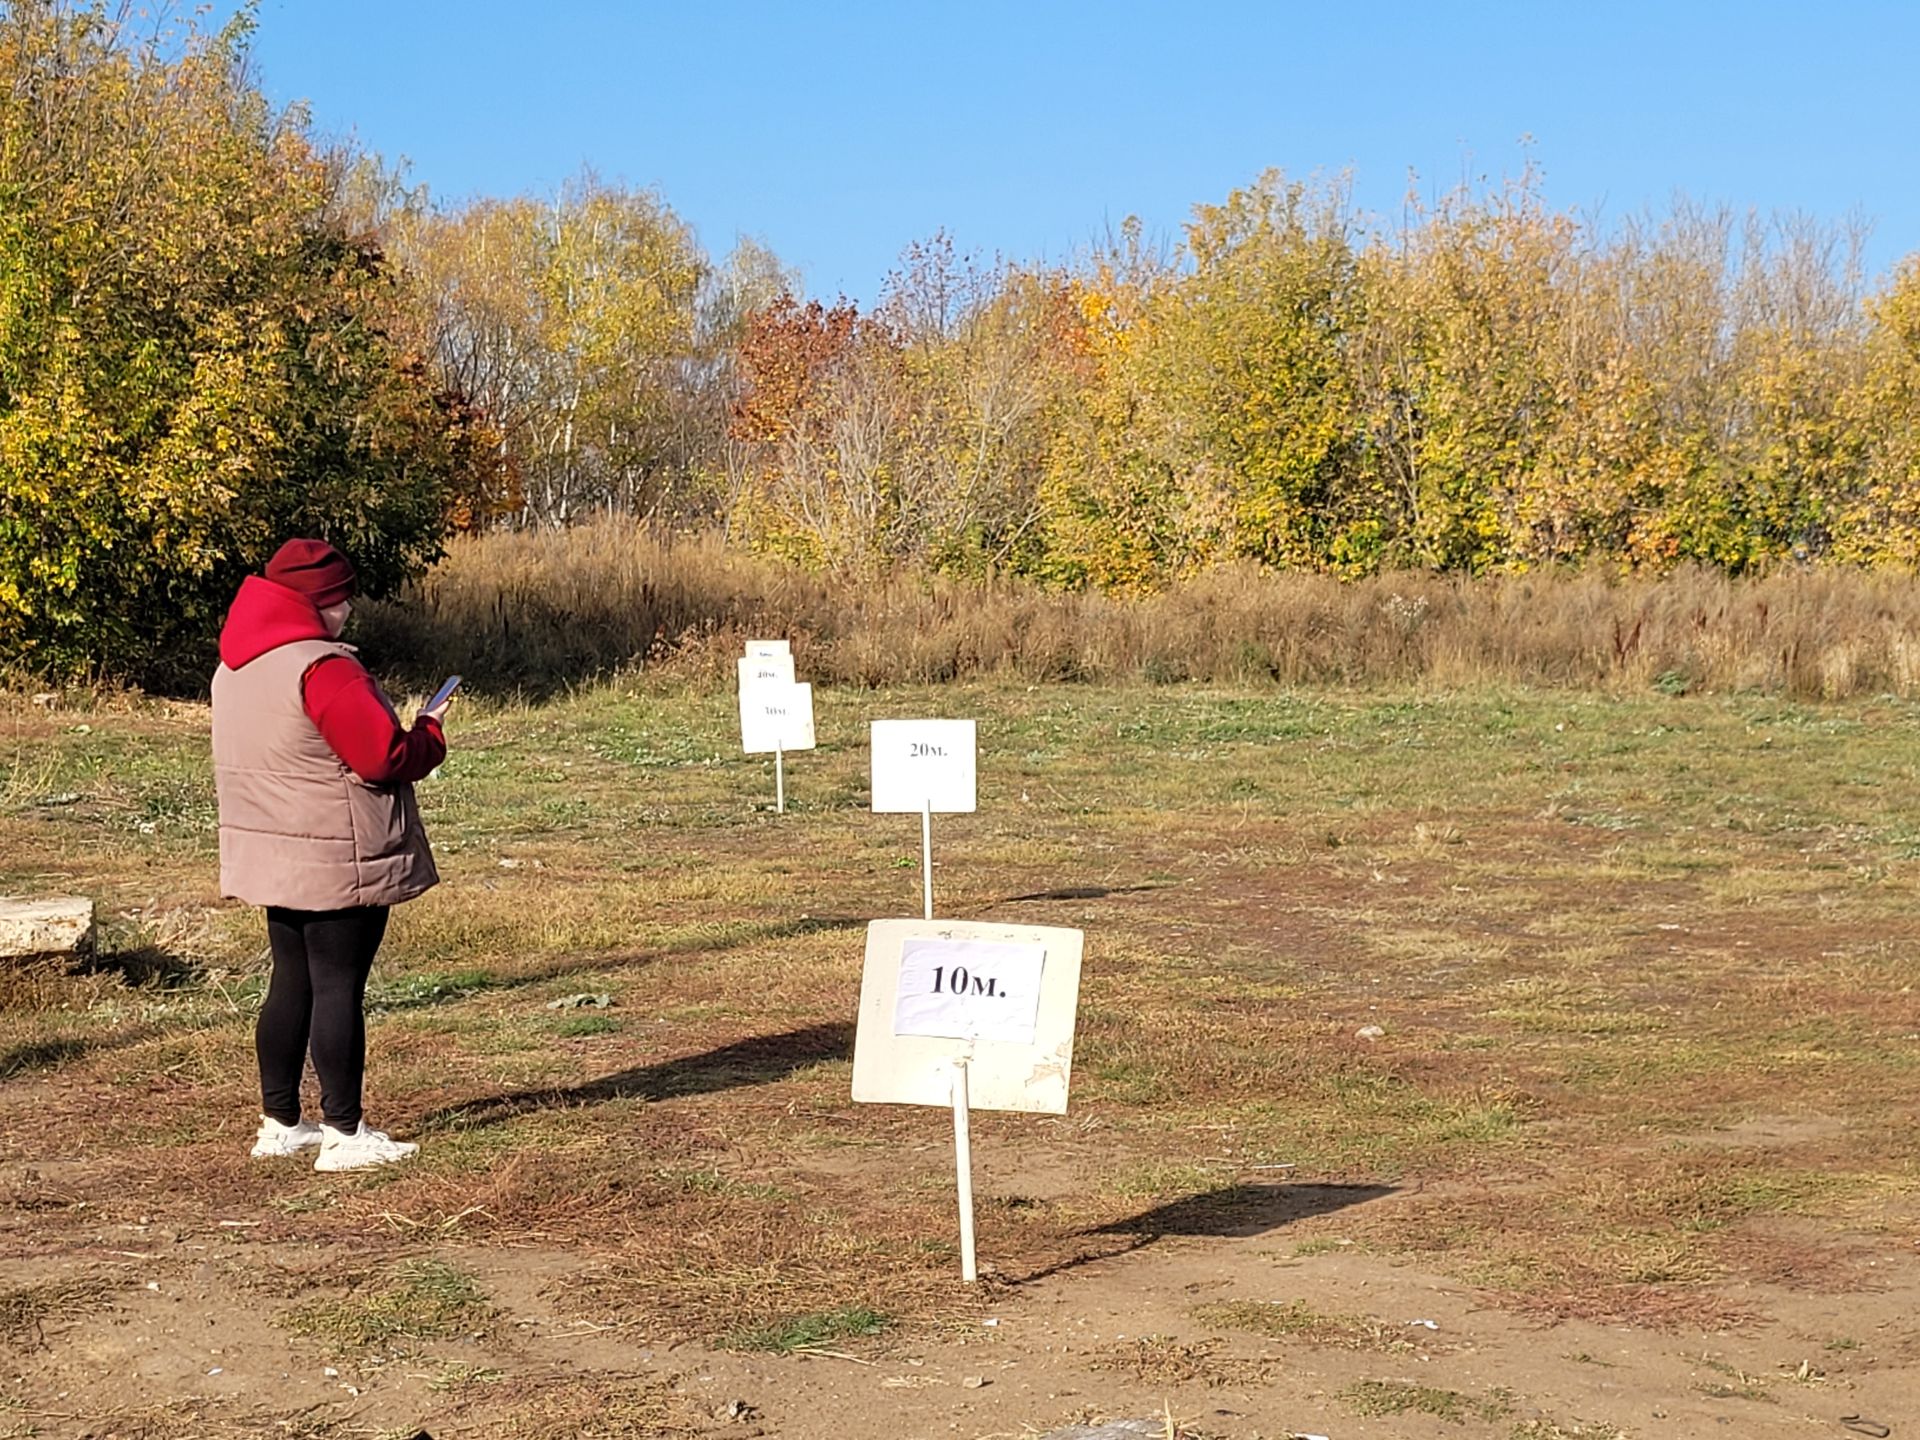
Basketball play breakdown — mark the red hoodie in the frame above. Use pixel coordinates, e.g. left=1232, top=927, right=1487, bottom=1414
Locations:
left=217, top=577, right=445, bottom=786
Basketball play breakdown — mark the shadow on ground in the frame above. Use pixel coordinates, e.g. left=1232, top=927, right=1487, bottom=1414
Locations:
left=1007, top=1182, right=1395, bottom=1284
left=1091, top=1181, right=1395, bottom=1238
left=368, top=916, right=868, bottom=1011
left=81, top=945, right=203, bottom=988
left=983, top=882, right=1177, bottom=906
left=1, top=946, right=205, bottom=1081
left=0, top=1036, right=95, bottom=1081
left=424, top=1021, right=855, bottom=1130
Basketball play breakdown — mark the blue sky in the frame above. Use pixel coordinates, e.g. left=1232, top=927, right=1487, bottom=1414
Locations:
left=237, top=1, right=1919, bottom=303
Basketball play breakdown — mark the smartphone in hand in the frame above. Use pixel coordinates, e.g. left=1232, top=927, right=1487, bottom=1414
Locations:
left=425, top=675, right=461, bottom=717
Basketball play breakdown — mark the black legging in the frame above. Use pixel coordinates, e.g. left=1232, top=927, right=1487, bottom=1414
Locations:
left=258, top=906, right=390, bottom=1132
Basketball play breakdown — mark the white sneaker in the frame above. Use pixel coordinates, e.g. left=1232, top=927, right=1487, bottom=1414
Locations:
left=314, top=1121, right=419, bottom=1173
left=251, top=1115, right=323, bottom=1158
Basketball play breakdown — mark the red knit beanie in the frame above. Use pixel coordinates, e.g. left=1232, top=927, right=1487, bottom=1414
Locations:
left=264, top=538, right=356, bottom=608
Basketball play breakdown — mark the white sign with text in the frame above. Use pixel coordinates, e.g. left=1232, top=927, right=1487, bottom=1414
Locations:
left=744, top=639, right=791, bottom=659
left=853, top=918, right=1083, bottom=1114
left=739, top=680, right=815, bottom=754
left=870, top=719, right=976, bottom=814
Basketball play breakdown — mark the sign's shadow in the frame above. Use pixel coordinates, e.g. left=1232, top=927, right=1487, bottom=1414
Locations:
left=1092, top=1181, right=1394, bottom=1238
left=1006, top=1181, right=1395, bottom=1284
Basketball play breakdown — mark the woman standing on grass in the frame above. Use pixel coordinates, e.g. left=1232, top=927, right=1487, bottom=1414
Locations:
left=211, top=539, right=451, bottom=1172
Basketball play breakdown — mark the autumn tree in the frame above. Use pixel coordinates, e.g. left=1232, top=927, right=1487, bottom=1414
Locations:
left=877, top=235, right=1086, bottom=575
left=390, top=173, right=705, bottom=527
left=1834, top=257, right=1920, bottom=566
left=1156, top=173, right=1374, bottom=570
left=1715, top=215, right=1868, bottom=564
left=0, top=1, right=484, bottom=683
left=666, top=235, right=794, bottom=525
left=727, top=292, right=901, bottom=570
left=1035, top=219, right=1195, bottom=589
left=1345, top=168, right=1582, bottom=571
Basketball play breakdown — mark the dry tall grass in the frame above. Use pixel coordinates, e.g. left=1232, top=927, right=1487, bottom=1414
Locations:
left=353, top=521, right=1920, bottom=698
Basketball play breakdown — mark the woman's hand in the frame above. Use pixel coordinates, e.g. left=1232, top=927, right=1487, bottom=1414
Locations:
left=423, top=694, right=456, bottom=725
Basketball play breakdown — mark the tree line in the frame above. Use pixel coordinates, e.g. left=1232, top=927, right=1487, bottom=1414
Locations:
left=725, top=185, right=1919, bottom=587
left=2, top=2, right=1917, bottom=680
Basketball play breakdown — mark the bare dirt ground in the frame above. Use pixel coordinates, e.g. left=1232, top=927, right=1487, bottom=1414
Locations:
left=6, top=1139, right=1917, bottom=1439
left=4, top=683, right=1918, bottom=1439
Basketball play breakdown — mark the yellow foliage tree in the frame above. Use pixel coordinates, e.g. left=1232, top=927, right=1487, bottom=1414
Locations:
left=0, top=2, right=484, bottom=682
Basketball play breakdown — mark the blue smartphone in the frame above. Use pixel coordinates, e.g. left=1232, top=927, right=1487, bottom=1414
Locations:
left=427, top=675, right=462, bottom=710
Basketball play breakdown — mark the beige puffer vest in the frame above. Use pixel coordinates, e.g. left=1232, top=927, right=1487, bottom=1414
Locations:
left=212, top=639, right=438, bottom=911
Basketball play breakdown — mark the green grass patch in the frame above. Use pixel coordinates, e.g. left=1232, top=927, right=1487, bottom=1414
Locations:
left=366, top=969, right=501, bottom=1012
left=427, top=1360, right=505, bottom=1393
left=553, top=1012, right=621, bottom=1038
left=722, top=1305, right=890, bottom=1353
left=1195, top=1299, right=1402, bottom=1350
left=280, top=1258, right=492, bottom=1351
left=1695, top=1357, right=1774, bottom=1403
left=657, top=1167, right=795, bottom=1202
left=1341, top=1379, right=1514, bottom=1424
left=1291, top=1238, right=1355, bottom=1258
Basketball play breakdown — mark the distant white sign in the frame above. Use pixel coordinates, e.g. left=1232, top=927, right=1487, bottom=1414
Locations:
left=740, top=681, right=815, bottom=754
left=894, top=938, right=1046, bottom=1046
left=739, top=653, right=796, bottom=689
left=871, top=719, right=976, bottom=814
left=853, top=918, right=1083, bottom=1115
left=744, top=639, right=791, bottom=659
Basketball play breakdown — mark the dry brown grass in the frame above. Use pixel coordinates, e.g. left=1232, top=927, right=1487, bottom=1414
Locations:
left=553, top=1198, right=985, bottom=1344
left=0, top=1277, right=110, bottom=1350
left=354, top=521, right=1920, bottom=698
left=443, top=1372, right=714, bottom=1438
left=1090, top=1334, right=1276, bottom=1387
left=0, top=960, right=78, bottom=1017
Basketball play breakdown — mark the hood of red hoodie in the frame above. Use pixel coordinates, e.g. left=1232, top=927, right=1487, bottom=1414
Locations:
left=218, top=576, right=333, bottom=669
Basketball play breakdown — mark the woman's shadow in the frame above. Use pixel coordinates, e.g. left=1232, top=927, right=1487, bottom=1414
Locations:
left=422, top=1021, right=854, bottom=1130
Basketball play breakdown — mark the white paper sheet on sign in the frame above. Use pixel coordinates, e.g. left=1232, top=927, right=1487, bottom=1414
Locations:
left=893, top=938, right=1045, bottom=1045
left=744, top=639, right=791, bottom=659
